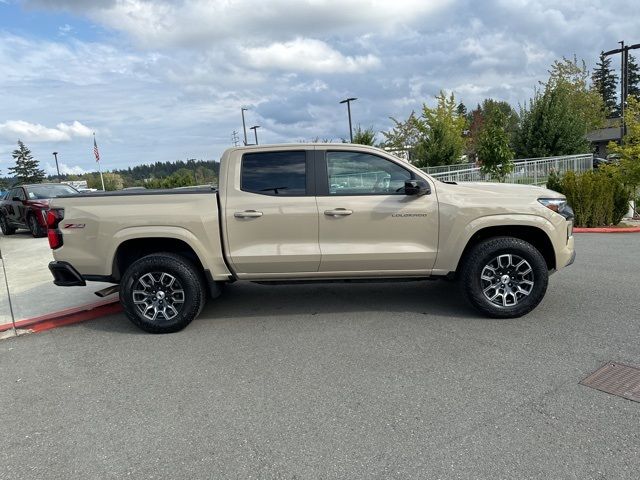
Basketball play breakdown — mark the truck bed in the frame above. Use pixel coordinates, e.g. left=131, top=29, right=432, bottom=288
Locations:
left=50, top=186, right=231, bottom=282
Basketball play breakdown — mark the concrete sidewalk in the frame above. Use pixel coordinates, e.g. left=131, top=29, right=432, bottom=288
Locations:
left=0, top=232, right=117, bottom=330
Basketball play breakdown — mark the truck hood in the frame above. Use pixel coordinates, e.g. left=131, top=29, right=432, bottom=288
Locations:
left=443, top=181, right=563, bottom=199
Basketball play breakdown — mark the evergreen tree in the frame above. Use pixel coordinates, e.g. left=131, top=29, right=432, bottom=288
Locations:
left=628, top=54, right=640, bottom=100
left=456, top=102, right=467, bottom=117
left=8, top=140, right=45, bottom=183
left=591, top=51, right=619, bottom=117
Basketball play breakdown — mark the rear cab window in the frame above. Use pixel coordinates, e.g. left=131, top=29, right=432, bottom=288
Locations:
left=241, top=151, right=309, bottom=196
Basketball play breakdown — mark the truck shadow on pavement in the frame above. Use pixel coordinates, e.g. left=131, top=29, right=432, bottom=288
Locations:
left=87, top=280, right=484, bottom=334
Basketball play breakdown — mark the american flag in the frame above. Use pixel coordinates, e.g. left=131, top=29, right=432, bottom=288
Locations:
left=93, top=136, right=100, bottom=163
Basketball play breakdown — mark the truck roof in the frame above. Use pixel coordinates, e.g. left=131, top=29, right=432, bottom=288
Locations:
left=224, top=143, right=390, bottom=153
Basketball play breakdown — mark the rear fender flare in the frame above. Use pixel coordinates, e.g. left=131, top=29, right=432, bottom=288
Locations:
left=109, top=226, right=211, bottom=277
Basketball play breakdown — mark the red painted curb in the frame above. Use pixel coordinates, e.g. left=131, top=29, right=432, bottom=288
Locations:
left=0, top=297, right=122, bottom=334
left=573, top=227, right=640, bottom=233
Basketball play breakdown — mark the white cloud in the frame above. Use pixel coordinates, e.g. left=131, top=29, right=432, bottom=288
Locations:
left=242, top=38, right=380, bottom=74
left=58, top=23, right=73, bottom=35
left=56, top=121, right=93, bottom=138
left=0, top=120, right=94, bottom=142
left=0, top=33, right=150, bottom=86
left=32, top=0, right=453, bottom=48
left=44, top=162, right=88, bottom=175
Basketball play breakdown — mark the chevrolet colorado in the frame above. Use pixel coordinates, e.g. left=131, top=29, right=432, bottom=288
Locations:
left=47, top=144, right=575, bottom=333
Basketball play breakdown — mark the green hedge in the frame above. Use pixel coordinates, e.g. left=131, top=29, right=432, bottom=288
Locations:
left=546, top=167, right=629, bottom=227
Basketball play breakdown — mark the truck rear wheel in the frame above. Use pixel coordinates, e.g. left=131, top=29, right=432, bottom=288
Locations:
left=460, top=237, right=549, bottom=318
left=120, top=253, right=207, bottom=333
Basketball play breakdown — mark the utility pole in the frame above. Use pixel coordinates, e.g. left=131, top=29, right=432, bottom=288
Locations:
left=52, top=151, right=60, bottom=178
left=231, top=130, right=240, bottom=147
left=250, top=125, right=260, bottom=145
left=604, top=41, right=640, bottom=143
left=241, top=108, right=249, bottom=146
left=339, top=97, right=357, bottom=142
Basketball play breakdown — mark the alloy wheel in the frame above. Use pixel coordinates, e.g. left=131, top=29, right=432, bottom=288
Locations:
left=132, top=272, right=186, bottom=321
left=480, top=254, right=534, bottom=307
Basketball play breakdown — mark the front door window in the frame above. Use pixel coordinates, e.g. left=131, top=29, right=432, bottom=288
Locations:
left=326, top=151, right=412, bottom=196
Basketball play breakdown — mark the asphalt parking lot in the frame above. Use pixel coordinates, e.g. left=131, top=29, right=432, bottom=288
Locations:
left=1, top=233, right=639, bottom=479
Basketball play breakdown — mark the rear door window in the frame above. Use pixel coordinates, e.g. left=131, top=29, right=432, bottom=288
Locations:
left=241, top=151, right=307, bottom=196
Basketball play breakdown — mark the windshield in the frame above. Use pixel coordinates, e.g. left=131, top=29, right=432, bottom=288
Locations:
left=26, top=184, right=78, bottom=199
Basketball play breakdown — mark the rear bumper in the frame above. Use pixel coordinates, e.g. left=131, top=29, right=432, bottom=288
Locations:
left=49, top=261, right=87, bottom=287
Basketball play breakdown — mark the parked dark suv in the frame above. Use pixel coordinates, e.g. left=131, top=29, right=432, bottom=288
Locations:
left=0, top=183, right=78, bottom=237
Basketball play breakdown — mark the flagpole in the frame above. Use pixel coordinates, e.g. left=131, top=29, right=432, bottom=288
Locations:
left=94, top=133, right=106, bottom=191
left=98, top=158, right=105, bottom=192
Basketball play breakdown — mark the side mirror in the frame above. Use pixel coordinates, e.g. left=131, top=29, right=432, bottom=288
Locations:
left=404, top=180, right=430, bottom=196
left=12, top=197, right=21, bottom=202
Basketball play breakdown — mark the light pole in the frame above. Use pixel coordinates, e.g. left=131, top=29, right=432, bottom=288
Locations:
left=604, top=41, right=640, bottom=143
left=52, top=151, right=60, bottom=178
left=339, top=97, right=357, bottom=142
left=250, top=125, right=260, bottom=145
left=241, top=108, right=249, bottom=146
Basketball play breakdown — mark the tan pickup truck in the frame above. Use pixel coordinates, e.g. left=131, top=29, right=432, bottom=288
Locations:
left=48, top=144, right=575, bottom=333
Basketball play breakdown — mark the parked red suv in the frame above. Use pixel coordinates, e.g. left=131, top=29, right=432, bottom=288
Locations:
left=0, top=183, right=78, bottom=237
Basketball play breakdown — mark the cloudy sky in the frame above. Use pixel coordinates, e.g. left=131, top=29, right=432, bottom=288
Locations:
left=0, top=0, right=637, bottom=174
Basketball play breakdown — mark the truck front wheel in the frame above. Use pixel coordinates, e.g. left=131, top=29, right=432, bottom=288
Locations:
left=120, top=253, right=206, bottom=333
left=460, top=237, right=549, bottom=318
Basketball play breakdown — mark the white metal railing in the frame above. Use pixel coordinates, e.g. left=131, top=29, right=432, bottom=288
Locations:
left=422, top=154, right=593, bottom=185
left=423, top=162, right=475, bottom=175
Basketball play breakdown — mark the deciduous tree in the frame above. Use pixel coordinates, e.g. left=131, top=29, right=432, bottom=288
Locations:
left=379, top=112, right=423, bottom=161
left=515, top=56, right=605, bottom=158
left=477, top=109, right=515, bottom=182
left=352, top=125, right=377, bottom=146
left=608, top=95, right=640, bottom=212
left=416, top=91, right=467, bottom=167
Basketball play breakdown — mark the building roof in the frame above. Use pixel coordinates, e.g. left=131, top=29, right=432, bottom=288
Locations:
left=586, top=127, right=622, bottom=143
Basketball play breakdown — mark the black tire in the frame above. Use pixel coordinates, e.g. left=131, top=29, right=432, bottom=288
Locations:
left=460, top=236, right=549, bottom=318
left=27, top=214, right=46, bottom=238
left=120, top=253, right=207, bottom=333
left=0, top=214, right=16, bottom=235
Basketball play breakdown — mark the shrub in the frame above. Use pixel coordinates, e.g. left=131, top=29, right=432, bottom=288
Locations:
left=558, top=168, right=630, bottom=227
left=546, top=169, right=563, bottom=194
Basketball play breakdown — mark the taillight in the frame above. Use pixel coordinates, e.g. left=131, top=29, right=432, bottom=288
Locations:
left=47, top=209, right=64, bottom=250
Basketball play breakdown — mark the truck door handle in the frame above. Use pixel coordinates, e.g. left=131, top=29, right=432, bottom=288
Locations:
left=234, top=210, right=263, bottom=218
left=324, top=208, right=353, bottom=217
